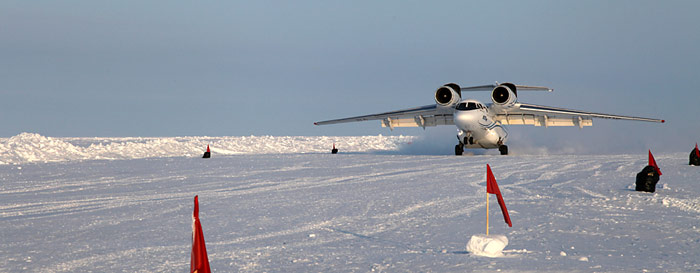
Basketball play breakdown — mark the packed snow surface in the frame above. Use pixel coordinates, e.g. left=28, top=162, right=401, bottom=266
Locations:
left=1, top=134, right=700, bottom=272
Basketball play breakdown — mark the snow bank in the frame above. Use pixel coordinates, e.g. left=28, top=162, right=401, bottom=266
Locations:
left=467, top=234, right=509, bottom=257
left=0, top=133, right=414, bottom=164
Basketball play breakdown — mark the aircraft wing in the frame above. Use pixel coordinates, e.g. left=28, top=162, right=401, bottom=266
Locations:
left=314, top=104, right=454, bottom=129
left=493, top=103, right=664, bottom=128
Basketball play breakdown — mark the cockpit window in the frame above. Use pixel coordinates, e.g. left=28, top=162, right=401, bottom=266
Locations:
left=456, top=102, right=478, bottom=111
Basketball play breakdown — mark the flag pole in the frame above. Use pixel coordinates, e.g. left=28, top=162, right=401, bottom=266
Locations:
left=486, top=192, right=490, bottom=236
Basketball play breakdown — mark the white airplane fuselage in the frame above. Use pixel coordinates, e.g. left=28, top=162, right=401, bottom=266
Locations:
left=453, top=99, right=508, bottom=149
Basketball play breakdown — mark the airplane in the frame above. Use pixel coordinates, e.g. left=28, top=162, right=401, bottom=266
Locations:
left=314, top=82, right=665, bottom=155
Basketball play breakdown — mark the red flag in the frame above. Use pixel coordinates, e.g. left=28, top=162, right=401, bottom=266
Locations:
left=191, top=196, right=211, bottom=273
left=648, top=150, right=662, bottom=176
left=206, top=145, right=210, bottom=153
left=695, top=143, right=699, bottom=158
left=486, top=164, right=512, bottom=227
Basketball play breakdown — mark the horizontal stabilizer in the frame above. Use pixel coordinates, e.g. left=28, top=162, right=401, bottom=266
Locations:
left=460, top=84, right=553, bottom=92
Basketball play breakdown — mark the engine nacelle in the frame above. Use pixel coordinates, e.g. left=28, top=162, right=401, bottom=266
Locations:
left=491, top=83, right=518, bottom=106
left=435, top=83, right=462, bottom=107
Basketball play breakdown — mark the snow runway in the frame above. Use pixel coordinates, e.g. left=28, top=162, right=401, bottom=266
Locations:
left=2, top=152, right=699, bottom=272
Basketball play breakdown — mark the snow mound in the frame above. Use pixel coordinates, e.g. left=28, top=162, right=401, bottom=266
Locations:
left=467, top=234, right=509, bottom=257
left=0, top=133, right=88, bottom=164
left=0, top=133, right=414, bottom=164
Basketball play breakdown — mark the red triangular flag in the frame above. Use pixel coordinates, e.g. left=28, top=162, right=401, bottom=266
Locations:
left=648, top=150, right=662, bottom=176
left=206, top=145, right=210, bottom=153
left=486, top=164, right=512, bottom=227
left=695, top=143, right=699, bottom=158
left=333, top=143, right=336, bottom=150
left=191, top=196, right=211, bottom=273
left=486, top=164, right=500, bottom=195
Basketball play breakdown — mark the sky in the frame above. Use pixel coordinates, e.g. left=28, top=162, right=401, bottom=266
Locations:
left=1, top=1, right=699, bottom=153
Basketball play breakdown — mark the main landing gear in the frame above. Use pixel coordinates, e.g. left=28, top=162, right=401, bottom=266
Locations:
left=455, top=132, right=471, bottom=156
left=497, top=138, right=508, bottom=155
left=455, top=143, right=464, bottom=156
left=498, top=145, right=508, bottom=155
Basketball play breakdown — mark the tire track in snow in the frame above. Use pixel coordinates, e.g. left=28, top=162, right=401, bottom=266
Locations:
left=211, top=195, right=484, bottom=256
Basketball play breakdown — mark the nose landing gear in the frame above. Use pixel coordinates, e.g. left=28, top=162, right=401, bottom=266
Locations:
left=455, top=143, right=464, bottom=156
left=464, top=137, right=474, bottom=145
left=464, top=131, right=474, bottom=145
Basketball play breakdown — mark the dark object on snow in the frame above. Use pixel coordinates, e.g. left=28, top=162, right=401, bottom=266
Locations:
left=331, top=144, right=338, bottom=154
left=499, top=145, right=508, bottom=155
left=203, top=145, right=211, bottom=158
left=690, top=147, right=700, bottom=166
left=635, top=165, right=660, bottom=193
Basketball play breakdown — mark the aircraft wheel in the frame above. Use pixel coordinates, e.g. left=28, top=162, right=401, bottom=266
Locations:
left=455, top=145, right=463, bottom=156
left=499, top=145, right=508, bottom=155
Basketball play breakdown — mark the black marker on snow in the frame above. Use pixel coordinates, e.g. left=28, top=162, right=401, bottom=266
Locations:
left=331, top=143, right=338, bottom=154
left=690, top=143, right=700, bottom=166
left=202, top=145, right=211, bottom=158
left=635, top=150, right=661, bottom=193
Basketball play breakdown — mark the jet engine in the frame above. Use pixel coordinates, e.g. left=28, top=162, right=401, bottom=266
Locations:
left=435, top=83, right=462, bottom=107
left=491, top=83, right=518, bottom=106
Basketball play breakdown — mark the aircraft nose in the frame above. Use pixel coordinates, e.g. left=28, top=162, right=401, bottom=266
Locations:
left=455, top=110, right=475, bottom=120
left=454, top=111, right=476, bottom=130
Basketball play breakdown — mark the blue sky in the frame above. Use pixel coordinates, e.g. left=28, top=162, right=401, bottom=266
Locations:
left=1, top=1, right=698, bottom=153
